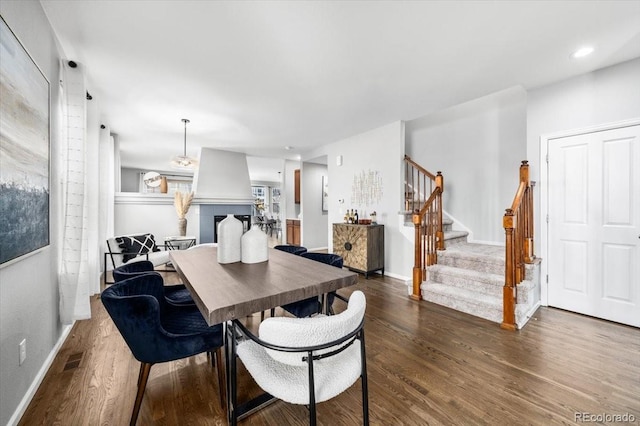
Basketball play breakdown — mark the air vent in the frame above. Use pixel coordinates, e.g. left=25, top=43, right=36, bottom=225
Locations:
left=63, top=352, right=84, bottom=371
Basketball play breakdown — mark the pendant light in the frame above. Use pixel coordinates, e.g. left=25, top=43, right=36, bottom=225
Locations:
left=171, top=118, right=198, bottom=169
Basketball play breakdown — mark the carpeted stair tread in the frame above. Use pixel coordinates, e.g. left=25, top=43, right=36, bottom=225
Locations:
left=427, top=264, right=503, bottom=296
left=439, top=243, right=505, bottom=261
left=421, top=282, right=502, bottom=323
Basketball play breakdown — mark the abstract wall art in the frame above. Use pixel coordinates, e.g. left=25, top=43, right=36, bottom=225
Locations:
left=0, top=16, right=50, bottom=265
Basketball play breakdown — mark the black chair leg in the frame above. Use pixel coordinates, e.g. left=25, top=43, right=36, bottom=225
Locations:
left=226, top=322, right=238, bottom=426
left=306, top=352, right=317, bottom=426
left=215, top=347, right=226, bottom=409
left=132, top=362, right=152, bottom=426
left=360, top=331, right=369, bottom=425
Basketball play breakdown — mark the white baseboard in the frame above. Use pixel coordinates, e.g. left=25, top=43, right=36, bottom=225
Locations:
left=517, top=301, right=541, bottom=330
left=377, top=271, right=409, bottom=282
left=7, top=323, right=74, bottom=426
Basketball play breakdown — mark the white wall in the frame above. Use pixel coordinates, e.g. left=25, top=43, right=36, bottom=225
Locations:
left=300, top=162, right=328, bottom=250
left=305, top=121, right=409, bottom=279
left=113, top=195, right=201, bottom=253
left=527, top=57, right=640, bottom=256
left=528, top=57, right=640, bottom=158
left=405, top=86, right=527, bottom=244
left=0, top=3, right=65, bottom=424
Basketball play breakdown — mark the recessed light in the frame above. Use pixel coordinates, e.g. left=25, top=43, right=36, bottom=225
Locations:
left=572, top=47, right=594, bottom=59
left=284, top=146, right=293, bottom=150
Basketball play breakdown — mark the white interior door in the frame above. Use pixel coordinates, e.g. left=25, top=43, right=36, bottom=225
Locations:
left=547, top=125, right=640, bottom=327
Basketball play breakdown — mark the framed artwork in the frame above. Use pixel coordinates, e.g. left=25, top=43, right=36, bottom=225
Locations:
left=322, top=176, right=328, bottom=212
left=0, top=16, right=50, bottom=265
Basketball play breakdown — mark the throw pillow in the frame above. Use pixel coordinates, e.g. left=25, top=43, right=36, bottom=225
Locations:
left=116, top=234, right=159, bottom=263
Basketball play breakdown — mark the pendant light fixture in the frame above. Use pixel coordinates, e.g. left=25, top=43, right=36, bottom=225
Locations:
left=171, top=118, right=198, bottom=169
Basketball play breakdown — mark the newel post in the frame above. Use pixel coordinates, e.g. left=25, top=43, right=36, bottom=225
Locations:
left=502, top=208, right=516, bottom=330
left=519, top=160, right=529, bottom=183
left=411, top=213, right=422, bottom=301
left=435, top=171, right=445, bottom=251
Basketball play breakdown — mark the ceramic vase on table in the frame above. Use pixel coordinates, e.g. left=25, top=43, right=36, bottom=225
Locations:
left=218, top=214, right=242, bottom=263
left=241, top=225, right=269, bottom=264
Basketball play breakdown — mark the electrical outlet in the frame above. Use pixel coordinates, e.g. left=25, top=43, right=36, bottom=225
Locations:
left=19, top=339, right=26, bottom=365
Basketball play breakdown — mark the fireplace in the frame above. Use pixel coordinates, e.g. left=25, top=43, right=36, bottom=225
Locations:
left=198, top=204, right=252, bottom=243
left=213, top=215, right=251, bottom=243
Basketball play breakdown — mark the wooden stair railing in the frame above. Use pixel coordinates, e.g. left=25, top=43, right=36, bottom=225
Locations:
left=404, top=155, right=444, bottom=301
left=502, top=160, right=535, bottom=330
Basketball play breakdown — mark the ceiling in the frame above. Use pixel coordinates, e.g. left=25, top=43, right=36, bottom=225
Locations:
left=41, top=1, right=640, bottom=182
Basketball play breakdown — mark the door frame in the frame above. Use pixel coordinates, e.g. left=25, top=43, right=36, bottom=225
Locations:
left=539, top=118, right=640, bottom=307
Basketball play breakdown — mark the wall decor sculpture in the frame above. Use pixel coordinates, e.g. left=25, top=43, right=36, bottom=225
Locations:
left=351, top=170, right=383, bottom=206
left=0, top=16, right=50, bottom=265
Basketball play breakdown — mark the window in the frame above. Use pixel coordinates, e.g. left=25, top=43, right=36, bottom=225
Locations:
left=139, top=172, right=192, bottom=194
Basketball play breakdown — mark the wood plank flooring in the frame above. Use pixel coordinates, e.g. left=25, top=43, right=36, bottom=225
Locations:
left=18, top=272, right=640, bottom=425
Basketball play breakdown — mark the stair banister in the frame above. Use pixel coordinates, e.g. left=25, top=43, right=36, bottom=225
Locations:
left=502, top=160, right=535, bottom=330
left=405, top=156, right=444, bottom=301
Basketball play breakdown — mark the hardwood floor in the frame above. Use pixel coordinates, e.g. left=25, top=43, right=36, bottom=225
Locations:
left=19, top=272, right=640, bottom=425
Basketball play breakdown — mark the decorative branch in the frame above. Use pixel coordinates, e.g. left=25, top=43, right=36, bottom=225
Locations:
left=174, top=191, right=194, bottom=219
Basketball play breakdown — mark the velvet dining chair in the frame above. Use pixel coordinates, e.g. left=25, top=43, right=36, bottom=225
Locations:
left=101, top=273, right=224, bottom=425
left=274, top=244, right=308, bottom=255
left=281, top=252, right=345, bottom=317
left=112, top=260, right=194, bottom=306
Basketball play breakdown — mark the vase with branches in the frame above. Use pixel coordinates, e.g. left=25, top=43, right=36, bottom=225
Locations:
left=174, top=191, right=194, bottom=236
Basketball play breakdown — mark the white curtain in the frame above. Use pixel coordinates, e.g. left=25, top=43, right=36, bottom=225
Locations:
left=58, top=60, right=100, bottom=323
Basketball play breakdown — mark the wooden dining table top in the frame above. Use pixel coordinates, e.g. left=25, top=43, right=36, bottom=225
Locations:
left=169, top=246, right=358, bottom=326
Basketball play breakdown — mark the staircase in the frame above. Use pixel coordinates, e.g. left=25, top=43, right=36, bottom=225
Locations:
left=403, top=157, right=540, bottom=329
left=421, top=235, right=539, bottom=327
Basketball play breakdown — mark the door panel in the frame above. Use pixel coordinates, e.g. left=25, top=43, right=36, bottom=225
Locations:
left=548, top=125, right=639, bottom=327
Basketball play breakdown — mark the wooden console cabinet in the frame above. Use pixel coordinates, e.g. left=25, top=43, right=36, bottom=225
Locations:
left=286, top=219, right=301, bottom=246
left=333, top=223, right=384, bottom=278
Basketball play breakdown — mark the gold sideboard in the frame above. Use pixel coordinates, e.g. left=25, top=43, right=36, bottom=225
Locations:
left=332, top=223, right=384, bottom=278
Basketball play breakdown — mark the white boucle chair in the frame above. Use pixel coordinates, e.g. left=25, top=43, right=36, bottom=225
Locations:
left=227, top=290, right=369, bottom=426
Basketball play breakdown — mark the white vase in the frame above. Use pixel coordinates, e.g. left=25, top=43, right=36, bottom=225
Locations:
left=241, top=225, right=269, bottom=264
left=217, top=214, right=243, bottom=264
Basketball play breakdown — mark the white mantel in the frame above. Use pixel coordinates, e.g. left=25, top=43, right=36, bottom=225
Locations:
left=114, top=193, right=254, bottom=205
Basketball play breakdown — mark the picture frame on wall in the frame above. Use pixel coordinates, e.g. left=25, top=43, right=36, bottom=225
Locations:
left=322, top=175, right=328, bottom=212
left=0, top=16, right=51, bottom=266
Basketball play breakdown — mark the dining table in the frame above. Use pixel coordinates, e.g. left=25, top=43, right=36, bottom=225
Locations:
left=169, top=245, right=359, bottom=326
left=169, top=245, right=359, bottom=423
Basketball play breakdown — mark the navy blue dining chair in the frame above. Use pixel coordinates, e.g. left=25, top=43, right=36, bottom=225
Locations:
left=274, top=244, right=308, bottom=255
left=112, top=260, right=194, bottom=306
left=101, top=273, right=224, bottom=425
left=281, top=252, right=346, bottom=317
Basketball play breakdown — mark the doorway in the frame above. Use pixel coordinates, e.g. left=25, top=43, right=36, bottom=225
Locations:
left=543, top=122, right=639, bottom=327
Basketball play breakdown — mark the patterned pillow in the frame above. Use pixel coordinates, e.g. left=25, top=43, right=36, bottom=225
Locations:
left=116, top=234, right=159, bottom=263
